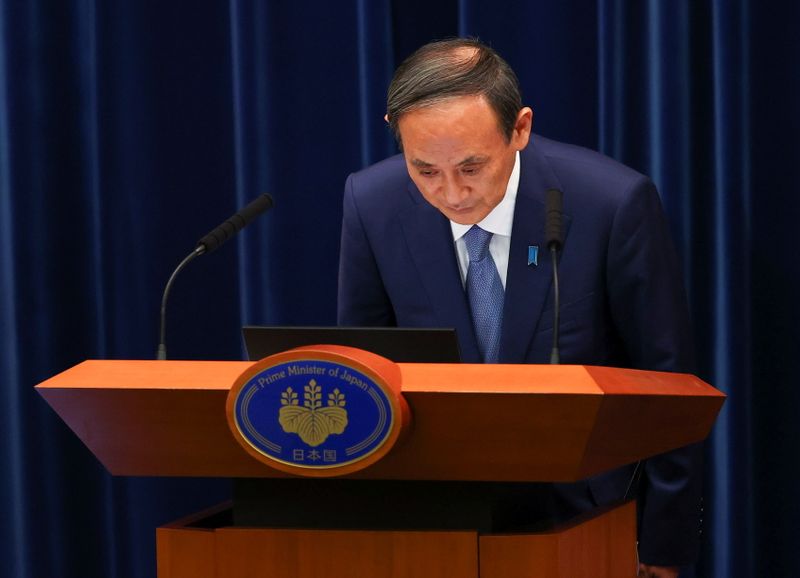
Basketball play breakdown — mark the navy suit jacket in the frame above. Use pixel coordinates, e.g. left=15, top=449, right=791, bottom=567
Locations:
left=338, top=134, right=701, bottom=566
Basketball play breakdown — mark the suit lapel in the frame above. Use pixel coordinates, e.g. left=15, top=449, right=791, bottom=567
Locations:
left=399, top=185, right=481, bottom=363
left=499, top=143, right=572, bottom=363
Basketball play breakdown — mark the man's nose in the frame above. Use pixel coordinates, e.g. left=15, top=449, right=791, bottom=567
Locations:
left=442, top=174, right=469, bottom=205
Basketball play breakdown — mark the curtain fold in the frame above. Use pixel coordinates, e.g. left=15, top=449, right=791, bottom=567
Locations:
left=703, top=3, right=753, bottom=576
left=1, top=0, right=797, bottom=576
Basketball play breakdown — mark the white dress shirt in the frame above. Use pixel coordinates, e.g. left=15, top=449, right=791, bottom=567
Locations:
left=450, top=151, right=520, bottom=289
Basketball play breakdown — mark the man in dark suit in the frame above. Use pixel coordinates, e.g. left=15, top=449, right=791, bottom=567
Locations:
left=338, top=38, right=700, bottom=578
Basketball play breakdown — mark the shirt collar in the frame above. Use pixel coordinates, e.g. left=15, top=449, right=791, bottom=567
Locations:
left=450, top=151, right=520, bottom=241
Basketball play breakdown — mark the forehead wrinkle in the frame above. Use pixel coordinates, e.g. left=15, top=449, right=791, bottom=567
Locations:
left=457, top=155, right=489, bottom=165
left=410, top=154, right=489, bottom=168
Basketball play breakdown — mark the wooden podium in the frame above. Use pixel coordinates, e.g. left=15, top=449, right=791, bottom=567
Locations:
left=36, top=358, right=724, bottom=577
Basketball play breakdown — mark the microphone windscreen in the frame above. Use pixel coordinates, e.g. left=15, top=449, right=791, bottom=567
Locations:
left=239, top=193, right=274, bottom=223
left=545, top=188, right=564, bottom=249
left=197, top=193, right=274, bottom=253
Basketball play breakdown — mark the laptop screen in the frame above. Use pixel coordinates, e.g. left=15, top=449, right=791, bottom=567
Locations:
left=242, top=326, right=461, bottom=363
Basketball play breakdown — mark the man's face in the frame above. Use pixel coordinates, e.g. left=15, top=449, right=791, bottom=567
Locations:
left=397, top=95, right=532, bottom=225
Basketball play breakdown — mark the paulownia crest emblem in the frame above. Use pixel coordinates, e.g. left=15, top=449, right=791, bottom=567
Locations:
left=278, top=379, right=348, bottom=447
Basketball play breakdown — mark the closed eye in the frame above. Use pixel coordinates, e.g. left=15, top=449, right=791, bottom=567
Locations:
left=460, top=164, right=482, bottom=176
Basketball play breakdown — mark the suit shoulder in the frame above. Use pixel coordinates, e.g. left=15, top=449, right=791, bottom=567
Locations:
left=347, top=154, right=410, bottom=195
left=533, top=135, right=645, bottom=177
left=532, top=135, right=650, bottom=202
left=344, top=154, right=418, bottom=220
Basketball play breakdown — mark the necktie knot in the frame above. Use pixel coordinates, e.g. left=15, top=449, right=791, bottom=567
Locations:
left=464, top=225, right=493, bottom=262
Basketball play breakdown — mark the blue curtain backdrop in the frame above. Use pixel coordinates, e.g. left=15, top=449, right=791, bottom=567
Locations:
left=1, top=1, right=797, bottom=576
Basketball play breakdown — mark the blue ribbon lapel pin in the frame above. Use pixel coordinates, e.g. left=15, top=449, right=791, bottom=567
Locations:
left=527, top=245, right=539, bottom=267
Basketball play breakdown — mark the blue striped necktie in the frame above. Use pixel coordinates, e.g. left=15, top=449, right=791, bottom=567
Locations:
left=464, top=225, right=504, bottom=363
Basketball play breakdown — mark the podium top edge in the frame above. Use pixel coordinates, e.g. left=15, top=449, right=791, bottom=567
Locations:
left=33, top=359, right=722, bottom=399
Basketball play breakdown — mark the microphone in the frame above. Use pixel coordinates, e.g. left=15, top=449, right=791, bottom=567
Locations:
left=545, top=188, right=564, bottom=250
left=545, top=189, right=564, bottom=364
left=197, top=193, right=274, bottom=254
left=156, top=193, right=274, bottom=360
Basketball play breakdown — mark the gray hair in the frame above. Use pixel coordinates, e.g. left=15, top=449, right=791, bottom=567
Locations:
left=386, top=38, right=523, bottom=144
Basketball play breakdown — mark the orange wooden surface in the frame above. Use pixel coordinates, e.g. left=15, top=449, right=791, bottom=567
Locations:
left=213, top=528, right=478, bottom=578
left=479, top=501, right=637, bottom=578
left=155, top=502, right=636, bottom=578
left=156, top=521, right=479, bottom=578
left=156, top=527, right=216, bottom=578
left=156, top=502, right=230, bottom=578
left=36, top=360, right=724, bottom=480
left=37, top=359, right=252, bottom=389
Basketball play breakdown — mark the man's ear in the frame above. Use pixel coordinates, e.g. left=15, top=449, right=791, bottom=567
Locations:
left=512, top=107, right=533, bottom=150
left=384, top=114, right=390, bottom=124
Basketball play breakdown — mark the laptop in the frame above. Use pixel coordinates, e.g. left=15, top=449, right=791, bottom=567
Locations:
left=242, top=326, right=461, bottom=363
